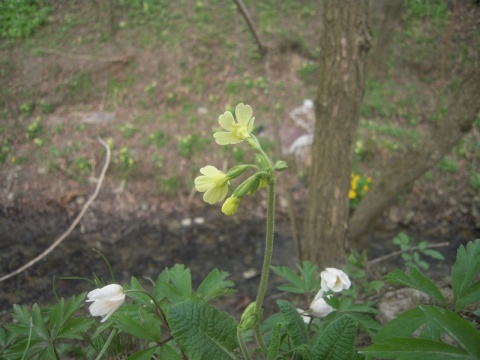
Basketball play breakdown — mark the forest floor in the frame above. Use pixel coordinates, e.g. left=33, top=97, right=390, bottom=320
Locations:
left=1, top=1, right=479, bottom=323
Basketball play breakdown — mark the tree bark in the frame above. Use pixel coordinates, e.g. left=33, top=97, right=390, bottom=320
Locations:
left=302, top=1, right=371, bottom=266
left=348, top=64, right=480, bottom=246
left=367, top=0, right=404, bottom=79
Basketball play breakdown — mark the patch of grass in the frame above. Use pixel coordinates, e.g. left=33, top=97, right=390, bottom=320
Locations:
left=177, top=134, right=208, bottom=159
left=158, top=174, right=180, bottom=195
left=143, top=131, right=169, bottom=148
left=118, top=123, right=139, bottom=139
left=67, top=71, right=94, bottom=102
left=298, top=62, right=319, bottom=86
left=438, top=157, right=459, bottom=173
left=0, top=0, right=51, bottom=39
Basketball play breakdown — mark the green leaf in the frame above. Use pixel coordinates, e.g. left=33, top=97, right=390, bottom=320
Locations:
left=384, top=267, right=446, bottom=305
left=313, top=315, right=358, bottom=360
left=271, top=265, right=307, bottom=293
left=267, top=323, right=282, bottom=360
left=56, top=318, right=95, bottom=340
left=195, top=269, right=236, bottom=301
left=31, top=304, right=49, bottom=341
left=422, top=249, right=445, bottom=260
left=167, top=299, right=238, bottom=360
left=452, top=239, right=480, bottom=311
left=421, top=306, right=480, bottom=358
left=361, top=337, right=476, bottom=359
left=115, top=307, right=162, bottom=343
left=127, top=346, right=160, bottom=360
left=344, top=313, right=380, bottom=338
left=169, top=264, right=192, bottom=298
left=125, top=277, right=152, bottom=307
left=298, top=261, right=321, bottom=293
left=456, top=280, right=480, bottom=310
left=277, top=300, right=308, bottom=347
left=374, top=307, right=426, bottom=343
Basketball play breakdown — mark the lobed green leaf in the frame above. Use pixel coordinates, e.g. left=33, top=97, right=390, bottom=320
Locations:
left=167, top=299, right=238, bottom=360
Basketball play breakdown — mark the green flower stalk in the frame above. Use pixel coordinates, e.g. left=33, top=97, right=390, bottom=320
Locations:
left=195, top=102, right=286, bottom=357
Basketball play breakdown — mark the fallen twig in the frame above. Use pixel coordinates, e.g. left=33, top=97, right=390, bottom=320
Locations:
left=34, top=47, right=128, bottom=63
left=0, top=137, right=111, bottom=282
left=367, top=241, right=450, bottom=266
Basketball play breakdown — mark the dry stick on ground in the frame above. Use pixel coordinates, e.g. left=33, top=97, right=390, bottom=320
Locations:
left=34, top=47, right=128, bottom=63
left=367, top=241, right=450, bottom=266
left=232, top=0, right=267, bottom=57
left=0, top=137, right=111, bottom=283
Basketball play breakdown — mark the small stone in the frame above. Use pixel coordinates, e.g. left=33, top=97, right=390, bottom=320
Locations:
left=181, top=218, right=192, bottom=226
left=194, top=217, right=205, bottom=225
left=242, top=268, right=258, bottom=280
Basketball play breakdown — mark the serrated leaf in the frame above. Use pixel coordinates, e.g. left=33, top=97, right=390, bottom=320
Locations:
left=295, top=343, right=314, bottom=359
left=31, top=304, right=49, bottom=341
left=195, top=269, right=236, bottom=301
left=313, top=315, right=358, bottom=360
left=452, top=239, right=480, bottom=311
left=277, top=300, right=308, bottom=348
left=169, top=264, right=192, bottom=298
left=167, top=299, right=238, bottom=360
left=421, top=306, right=480, bottom=358
left=456, top=280, right=480, bottom=310
left=267, top=323, right=282, bottom=360
left=360, top=337, right=475, bottom=359
left=374, top=307, right=426, bottom=343
left=384, top=267, right=446, bottom=305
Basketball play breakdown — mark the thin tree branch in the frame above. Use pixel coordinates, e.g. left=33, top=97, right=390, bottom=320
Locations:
left=0, top=137, right=111, bottom=282
left=232, top=0, right=267, bottom=57
left=368, top=241, right=449, bottom=266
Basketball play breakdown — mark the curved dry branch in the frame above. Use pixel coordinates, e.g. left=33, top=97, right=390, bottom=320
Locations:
left=232, top=0, right=267, bottom=57
left=0, top=137, right=111, bottom=282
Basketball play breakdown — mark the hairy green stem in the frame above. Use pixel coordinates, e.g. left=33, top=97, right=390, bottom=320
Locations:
left=237, top=330, right=253, bottom=360
left=254, top=182, right=276, bottom=355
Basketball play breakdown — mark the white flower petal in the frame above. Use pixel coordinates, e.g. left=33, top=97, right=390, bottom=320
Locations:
left=87, top=284, right=125, bottom=301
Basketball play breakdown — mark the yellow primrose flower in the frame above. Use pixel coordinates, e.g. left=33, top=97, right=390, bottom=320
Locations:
left=222, top=196, right=241, bottom=216
left=195, top=165, right=230, bottom=204
left=349, top=189, right=357, bottom=199
left=213, top=103, right=255, bottom=145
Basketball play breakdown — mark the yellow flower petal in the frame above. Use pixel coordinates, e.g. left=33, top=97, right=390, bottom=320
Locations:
left=235, top=103, right=253, bottom=126
left=213, top=131, right=243, bottom=145
left=218, top=111, right=235, bottom=131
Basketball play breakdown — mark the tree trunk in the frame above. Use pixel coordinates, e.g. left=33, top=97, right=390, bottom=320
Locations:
left=367, top=0, right=404, bottom=79
left=302, top=1, right=371, bottom=266
left=348, top=64, right=480, bottom=246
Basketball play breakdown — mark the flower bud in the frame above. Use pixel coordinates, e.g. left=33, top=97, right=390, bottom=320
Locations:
left=273, top=160, right=288, bottom=171
left=226, top=165, right=253, bottom=179
left=238, top=302, right=257, bottom=331
left=232, top=174, right=261, bottom=198
left=222, top=196, right=241, bottom=216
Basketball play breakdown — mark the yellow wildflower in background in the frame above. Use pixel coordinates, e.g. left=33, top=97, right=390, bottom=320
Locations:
left=213, top=103, right=255, bottom=145
left=194, top=165, right=230, bottom=204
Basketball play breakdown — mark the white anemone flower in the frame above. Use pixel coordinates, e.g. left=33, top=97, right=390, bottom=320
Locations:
left=296, top=308, right=311, bottom=324
left=320, top=268, right=351, bottom=293
left=309, top=290, right=334, bottom=317
left=86, top=284, right=125, bottom=322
